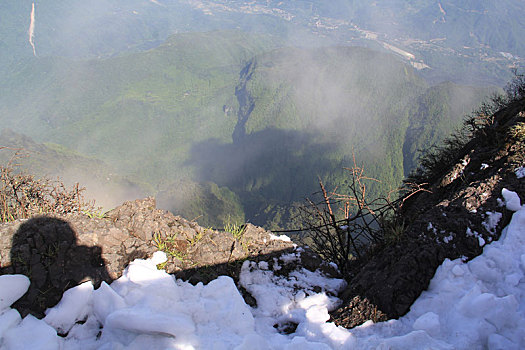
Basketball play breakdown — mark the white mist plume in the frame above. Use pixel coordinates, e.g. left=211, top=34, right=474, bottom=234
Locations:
left=28, top=2, right=37, bottom=57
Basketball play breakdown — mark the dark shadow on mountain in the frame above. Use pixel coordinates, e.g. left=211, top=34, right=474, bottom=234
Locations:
left=0, top=217, right=112, bottom=318
left=186, top=128, right=341, bottom=222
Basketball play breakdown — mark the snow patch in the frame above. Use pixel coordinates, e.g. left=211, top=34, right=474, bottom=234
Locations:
left=269, top=233, right=292, bottom=242
left=515, top=166, right=525, bottom=179
left=1, top=202, right=525, bottom=349
left=502, top=188, right=522, bottom=211
left=0, top=275, right=30, bottom=311
left=466, top=227, right=485, bottom=246
left=483, top=211, right=502, bottom=235
left=44, top=281, right=93, bottom=334
left=443, top=234, right=453, bottom=243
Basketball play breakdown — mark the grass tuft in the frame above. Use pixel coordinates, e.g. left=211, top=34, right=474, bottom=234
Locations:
left=153, top=233, right=187, bottom=262
left=224, top=221, right=246, bottom=240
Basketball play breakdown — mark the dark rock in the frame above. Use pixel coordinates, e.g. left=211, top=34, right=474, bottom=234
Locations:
left=274, top=321, right=299, bottom=335
left=330, top=295, right=388, bottom=328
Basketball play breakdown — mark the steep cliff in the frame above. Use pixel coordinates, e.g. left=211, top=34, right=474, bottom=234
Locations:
left=331, top=95, right=525, bottom=327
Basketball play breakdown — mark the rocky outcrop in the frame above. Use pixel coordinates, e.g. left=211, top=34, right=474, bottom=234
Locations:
left=0, top=197, right=336, bottom=318
left=330, top=98, right=525, bottom=328
left=0, top=208, right=157, bottom=317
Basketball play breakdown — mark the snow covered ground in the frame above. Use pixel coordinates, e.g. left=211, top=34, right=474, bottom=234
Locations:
left=0, top=189, right=524, bottom=349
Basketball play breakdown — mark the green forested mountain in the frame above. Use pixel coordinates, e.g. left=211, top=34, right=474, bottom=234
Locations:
left=403, top=82, right=497, bottom=175
left=194, top=46, right=426, bottom=227
left=0, top=31, right=278, bottom=181
left=0, top=31, right=496, bottom=228
left=186, top=46, right=497, bottom=228
left=0, top=30, right=279, bottom=226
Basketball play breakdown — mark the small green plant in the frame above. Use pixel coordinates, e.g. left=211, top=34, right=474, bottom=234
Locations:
left=82, top=208, right=107, bottom=219
left=508, top=122, right=525, bottom=141
left=225, top=221, right=246, bottom=240
left=153, top=232, right=166, bottom=250
left=42, top=242, right=60, bottom=259
left=380, top=215, right=407, bottom=245
left=188, top=228, right=208, bottom=246
left=156, top=260, right=167, bottom=270
left=153, top=233, right=187, bottom=262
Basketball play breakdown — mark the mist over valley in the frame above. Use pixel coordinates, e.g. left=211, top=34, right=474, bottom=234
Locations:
left=0, top=1, right=521, bottom=229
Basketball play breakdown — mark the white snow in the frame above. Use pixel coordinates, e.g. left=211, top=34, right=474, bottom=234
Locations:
left=483, top=211, right=502, bottom=235
left=466, top=227, right=485, bottom=246
left=502, top=188, right=522, bottom=211
left=442, top=234, right=453, bottom=243
left=412, top=312, right=440, bottom=336
left=0, top=275, right=30, bottom=311
left=515, top=166, right=525, bottom=179
left=269, top=233, right=292, bottom=242
left=0, top=189, right=524, bottom=349
left=43, top=281, right=93, bottom=334
left=2, top=314, right=60, bottom=350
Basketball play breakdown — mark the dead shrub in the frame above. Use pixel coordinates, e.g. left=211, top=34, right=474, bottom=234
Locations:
left=0, top=147, right=95, bottom=222
left=301, top=156, right=427, bottom=275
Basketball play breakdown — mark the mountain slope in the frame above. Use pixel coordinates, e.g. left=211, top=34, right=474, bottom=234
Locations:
left=187, top=46, right=495, bottom=227
left=403, top=82, right=498, bottom=175
left=0, top=31, right=278, bottom=181
left=187, top=46, right=426, bottom=226
left=0, top=31, right=494, bottom=228
left=332, top=93, right=525, bottom=328
left=0, top=96, right=523, bottom=347
left=0, top=130, right=149, bottom=210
